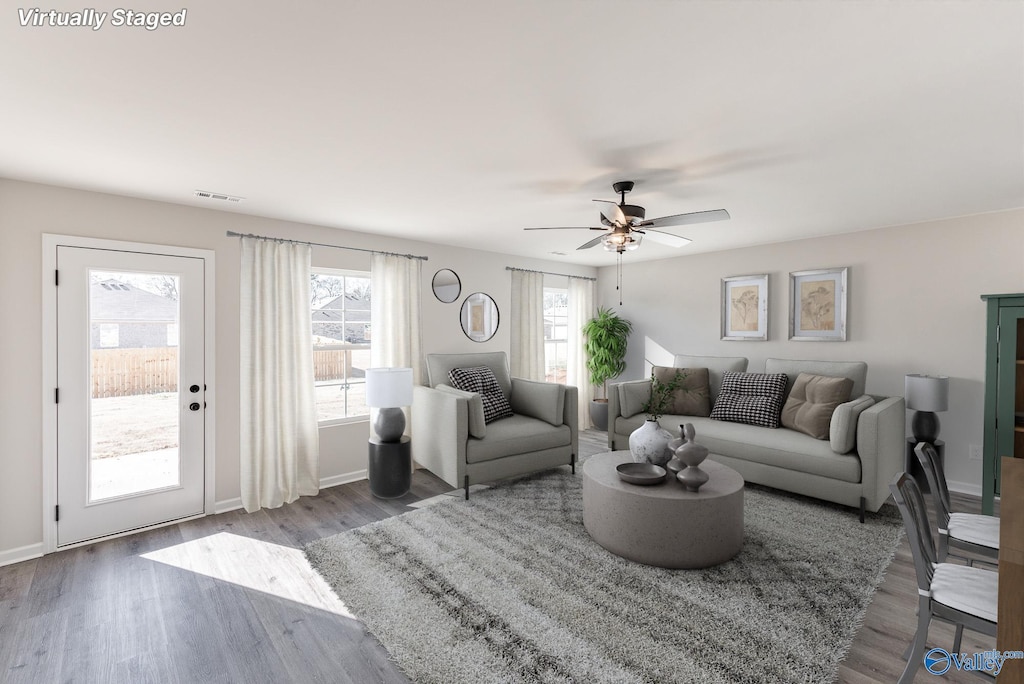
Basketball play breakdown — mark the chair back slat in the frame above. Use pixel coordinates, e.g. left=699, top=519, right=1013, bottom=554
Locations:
left=914, top=442, right=952, bottom=527
left=890, top=472, right=937, bottom=591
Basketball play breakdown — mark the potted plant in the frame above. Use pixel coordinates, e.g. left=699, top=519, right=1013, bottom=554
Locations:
left=629, top=369, right=690, bottom=466
left=582, top=307, right=632, bottom=431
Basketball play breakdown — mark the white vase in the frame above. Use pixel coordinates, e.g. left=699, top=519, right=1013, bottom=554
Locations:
left=629, top=419, right=673, bottom=466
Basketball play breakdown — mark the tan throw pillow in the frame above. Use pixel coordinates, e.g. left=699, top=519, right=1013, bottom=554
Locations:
left=652, top=367, right=712, bottom=417
left=781, top=372, right=854, bottom=440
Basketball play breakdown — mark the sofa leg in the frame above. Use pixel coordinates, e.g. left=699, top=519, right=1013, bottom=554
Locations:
left=859, top=497, right=866, bottom=523
left=464, top=476, right=470, bottom=501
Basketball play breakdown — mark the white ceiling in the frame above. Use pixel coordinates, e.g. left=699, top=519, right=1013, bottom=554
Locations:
left=2, top=1, right=1022, bottom=265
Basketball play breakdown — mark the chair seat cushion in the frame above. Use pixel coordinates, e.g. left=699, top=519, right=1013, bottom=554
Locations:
left=931, top=562, right=998, bottom=623
left=449, top=366, right=513, bottom=424
left=466, top=414, right=571, bottom=464
left=948, top=512, right=1001, bottom=550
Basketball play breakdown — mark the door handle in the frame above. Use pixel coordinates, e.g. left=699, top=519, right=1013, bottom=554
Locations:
left=189, top=402, right=201, bottom=411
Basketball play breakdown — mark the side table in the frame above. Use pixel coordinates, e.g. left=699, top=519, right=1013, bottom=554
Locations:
left=368, top=436, right=411, bottom=499
left=906, top=438, right=944, bottom=493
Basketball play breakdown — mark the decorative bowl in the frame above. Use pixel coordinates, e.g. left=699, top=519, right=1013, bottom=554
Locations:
left=616, top=463, right=667, bottom=485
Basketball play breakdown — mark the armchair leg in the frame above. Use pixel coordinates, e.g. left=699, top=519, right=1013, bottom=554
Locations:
left=859, top=497, right=866, bottom=524
left=571, top=453, right=576, bottom=474
left=464, top=475, right=469, bottom=501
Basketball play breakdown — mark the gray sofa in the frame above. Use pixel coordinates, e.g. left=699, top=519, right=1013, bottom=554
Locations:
left=412, top=352, right=578, bottom=498
left=608, top=355, right=904, bottom=520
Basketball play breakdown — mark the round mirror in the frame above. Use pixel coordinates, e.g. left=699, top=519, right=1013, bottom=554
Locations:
left=460, top=292, right=499, bottom=342
left=431, top=268, right=461, bottom=303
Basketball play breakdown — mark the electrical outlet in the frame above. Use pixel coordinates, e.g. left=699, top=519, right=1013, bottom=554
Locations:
left=969, top=444, right=983, bottom=461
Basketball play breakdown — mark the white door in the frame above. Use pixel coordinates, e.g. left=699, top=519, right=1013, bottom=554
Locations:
left=56, top=246, right=206, bottom=547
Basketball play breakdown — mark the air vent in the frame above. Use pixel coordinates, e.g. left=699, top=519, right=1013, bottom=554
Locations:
left=194, top=190, right=244, bottom=203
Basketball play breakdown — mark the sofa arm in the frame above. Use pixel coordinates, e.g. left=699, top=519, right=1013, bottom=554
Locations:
left=411, top=385, right=469, bottom=489
left=855, top=395, right=905, bottom=512
left=607, top=379, right=651, bottom=450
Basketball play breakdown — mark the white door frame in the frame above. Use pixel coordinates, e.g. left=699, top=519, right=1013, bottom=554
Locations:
left=41, top=234, right=216, bottom=553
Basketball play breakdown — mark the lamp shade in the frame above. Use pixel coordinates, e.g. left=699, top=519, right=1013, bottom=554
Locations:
left=366, top=367, right=413, bottom=408
left=904, top=374, right=949, bottom=412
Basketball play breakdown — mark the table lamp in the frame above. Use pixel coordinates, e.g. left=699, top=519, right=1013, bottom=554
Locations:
left=366, top=367, right=413, bottom=442
left=905, top=374, right=949, bottom=443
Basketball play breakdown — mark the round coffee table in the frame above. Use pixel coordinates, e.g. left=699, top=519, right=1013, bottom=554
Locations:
left=582, top=451, right=744, bottom=569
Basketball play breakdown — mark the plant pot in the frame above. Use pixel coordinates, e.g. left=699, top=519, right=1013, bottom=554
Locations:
left=628, top=419, right=673, bottom=466
left=590, top=399, right=609, bottom=431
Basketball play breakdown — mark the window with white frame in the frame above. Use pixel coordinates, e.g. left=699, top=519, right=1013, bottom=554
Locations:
left=311, top=269, right=371, bottom=423
left=543, top=284, right=568, bottom=384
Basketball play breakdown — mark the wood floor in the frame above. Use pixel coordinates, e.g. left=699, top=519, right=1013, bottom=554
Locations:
left=0, top=429, right=998, bottom=683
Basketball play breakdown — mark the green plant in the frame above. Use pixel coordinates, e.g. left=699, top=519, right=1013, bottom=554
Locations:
left=642, top=369, right=691, bottom=421
left=582, top=307, right=633, bottom=400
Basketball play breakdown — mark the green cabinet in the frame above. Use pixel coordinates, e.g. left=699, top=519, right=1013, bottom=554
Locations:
left=981, top=293, right=1024, bottom=515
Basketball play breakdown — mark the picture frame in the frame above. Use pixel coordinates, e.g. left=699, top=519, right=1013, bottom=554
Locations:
left=788, top=267, right=848, bottom=341
left=721, top=274, right=768, bottom=341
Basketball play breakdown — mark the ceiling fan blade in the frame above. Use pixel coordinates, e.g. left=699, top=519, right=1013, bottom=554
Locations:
left=636, top=228, right=692, bottom=248
left=577, top=234, right=610, bottom=250
left=523, top=226, right=601, bottom=231
left=593, top=199, right=626, bottom=226
left=637, top=208, right=730, bottom=229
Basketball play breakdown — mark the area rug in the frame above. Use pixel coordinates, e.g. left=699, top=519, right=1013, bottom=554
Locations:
left=305, top=466, right=903, bottom=684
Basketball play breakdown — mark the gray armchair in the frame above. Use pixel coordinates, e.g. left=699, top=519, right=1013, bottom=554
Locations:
left=412, top=352, right=578, bottom=498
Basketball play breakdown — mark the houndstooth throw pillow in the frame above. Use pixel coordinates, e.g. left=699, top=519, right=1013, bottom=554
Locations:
left=710, top=371, right=789, bottom=428
left=447, top=366, right=513, bottom=424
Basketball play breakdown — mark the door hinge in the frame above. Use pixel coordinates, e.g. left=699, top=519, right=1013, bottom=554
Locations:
left=55, top=505, right=59, bottom=522
left=55, top=269, right=59, bottom=286
left=55, top=387, right=59, bottom=404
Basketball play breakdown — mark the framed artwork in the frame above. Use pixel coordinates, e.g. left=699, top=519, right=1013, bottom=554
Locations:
left=788, top=267, right=848, bottom=341
left=721, top=274, right=769, bottom=340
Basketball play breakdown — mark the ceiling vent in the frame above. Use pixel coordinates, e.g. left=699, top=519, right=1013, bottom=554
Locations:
left=194, top=190, right=244, bottom=203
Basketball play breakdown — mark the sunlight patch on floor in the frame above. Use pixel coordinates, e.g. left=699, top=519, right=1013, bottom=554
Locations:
left=140, top=531, right=354, bottom=618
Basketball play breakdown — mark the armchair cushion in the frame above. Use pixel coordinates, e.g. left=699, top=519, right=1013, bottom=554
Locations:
left=510, top=378, right=564, bottom=427
left=466, top=415, right=571, bottom=464
left=448, top=366, right=513, bottom=424
left=829, top=394, right=875, bottom=454
left=435, top=383, right=487, bottom=438
left=780, top=372, right=854, bottom=440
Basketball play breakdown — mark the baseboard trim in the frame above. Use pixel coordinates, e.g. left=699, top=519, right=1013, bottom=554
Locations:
left=947, top=479, right=982, bottom=498
left=0, top=543, right=45, bottom=568
left=213, top=470, right=369, bottom=515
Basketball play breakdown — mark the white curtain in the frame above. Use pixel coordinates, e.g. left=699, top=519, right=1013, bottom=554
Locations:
left=510, top=269, right=545, bottom=380
left=370, top=253, right=423, bottom=384
left=240, top=237, right=320, bottom=513
left=567, top=277, right=596, bottom=429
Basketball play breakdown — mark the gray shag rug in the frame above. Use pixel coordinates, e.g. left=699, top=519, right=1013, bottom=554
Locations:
left=305, top=464, right=903, bottom=684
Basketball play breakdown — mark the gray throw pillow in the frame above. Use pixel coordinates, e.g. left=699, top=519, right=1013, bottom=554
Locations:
left=448, top=366, right=513, bottom=424
left=780, top=372, right=854, bottom=440
left=652, top=367, right=711, bottom=417
left=435, top=384, right=487, bottom=438
left=710, top=371, right=789, bottom=428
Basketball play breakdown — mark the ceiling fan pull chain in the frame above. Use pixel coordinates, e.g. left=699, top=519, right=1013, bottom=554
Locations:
left=617, top=251, right=623, bottom=306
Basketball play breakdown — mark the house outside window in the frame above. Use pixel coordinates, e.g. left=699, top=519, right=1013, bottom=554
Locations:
left=99, top=323, right=119, bottom=348
left=311, top=270, right=371, bottom=424
left=543, top=285, right=568, bottom=384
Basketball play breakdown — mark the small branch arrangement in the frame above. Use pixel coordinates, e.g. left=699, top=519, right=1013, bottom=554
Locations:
left=642, top=368, right=691, bottom=421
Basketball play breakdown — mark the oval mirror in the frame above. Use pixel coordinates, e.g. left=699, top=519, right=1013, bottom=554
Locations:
left=460, top=292, right=499, bottom=342
left=431, top=268, right=461, bottom=303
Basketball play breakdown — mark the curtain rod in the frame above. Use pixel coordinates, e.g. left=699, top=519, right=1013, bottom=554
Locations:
left=225, top=231, right=428, bottom=261
left=505, top=266, right=596, bottom=282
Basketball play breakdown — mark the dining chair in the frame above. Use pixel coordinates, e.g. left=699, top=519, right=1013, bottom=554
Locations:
left=890, top=472, right=998, bottom=683
left=914, top=441, right=1000, bottom=565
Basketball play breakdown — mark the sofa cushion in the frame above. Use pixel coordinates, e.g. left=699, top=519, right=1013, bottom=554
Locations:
left=618, top=380, right=652, bottom=419
left=781, top=372, right=854, bottom=440
left=435, top=383, right=486, bottom=438
left=465, top=414, right=572, bottom=464
left=448, top=366, right=513, bottom=424
left=652, top=366, right=711, bottom=417
left=672, top=354, right=748, bottom=403
left=510, top=378, right=564, bottom=427
left=711, top=372, right=789, bottom=428
left=830, top=394, right=875, bottom=454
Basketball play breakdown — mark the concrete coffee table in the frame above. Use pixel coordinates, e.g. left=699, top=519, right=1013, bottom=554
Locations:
left=582, top=451, right=744, bottom=569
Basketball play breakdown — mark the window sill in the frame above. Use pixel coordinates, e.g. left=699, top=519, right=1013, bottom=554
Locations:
left=317, top=415, right=369, bottom=429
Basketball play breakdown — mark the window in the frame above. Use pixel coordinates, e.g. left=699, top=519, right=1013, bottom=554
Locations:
left=166, top=323, right=179, bottom=347
left=311, top=270, right=371, bottom=423
left=543, top=285, right=568, bottom=384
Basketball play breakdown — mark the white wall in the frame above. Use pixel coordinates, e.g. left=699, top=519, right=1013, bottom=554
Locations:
left=0, top=178, right=596, bottom=560
left=596, top=209, right=1024, bottom=494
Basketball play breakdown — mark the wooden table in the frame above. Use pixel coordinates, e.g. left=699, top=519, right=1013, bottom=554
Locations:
left=999, top=456, right=1024, bottom=683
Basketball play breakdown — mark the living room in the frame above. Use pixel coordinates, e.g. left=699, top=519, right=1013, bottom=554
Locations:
left=1, top=2, right=1021, bottom=682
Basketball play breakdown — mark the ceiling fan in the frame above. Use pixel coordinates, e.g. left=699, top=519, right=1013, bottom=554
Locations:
left=525, top=180, right=730, bottom=253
